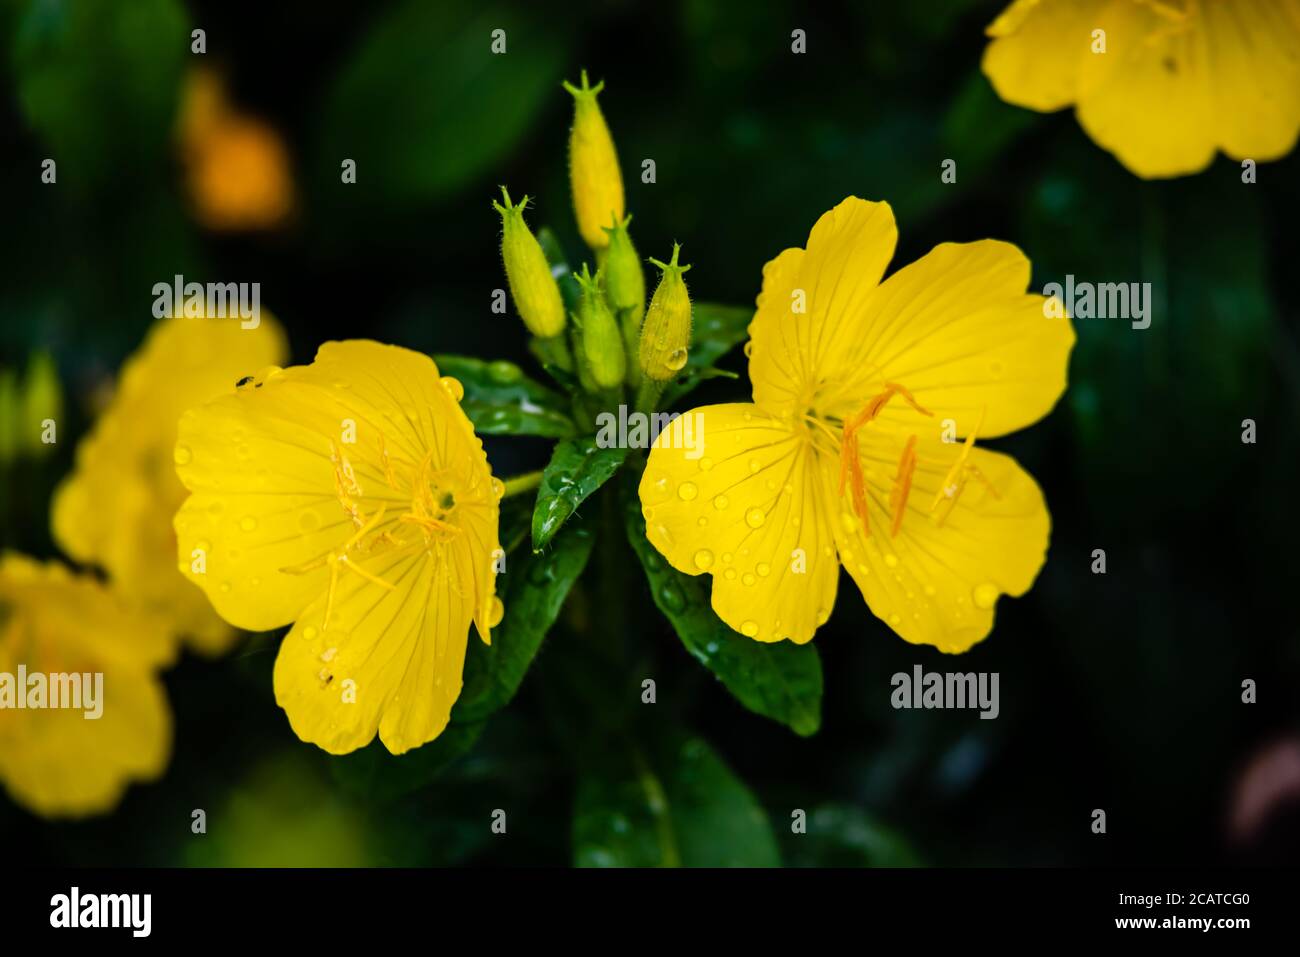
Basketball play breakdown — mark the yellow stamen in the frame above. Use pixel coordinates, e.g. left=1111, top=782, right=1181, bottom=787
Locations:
left=889, top=435, right=918, bottom=538
left=836, top=382, right=933, bottom=536
left=929, top=407, right=999, bottom=527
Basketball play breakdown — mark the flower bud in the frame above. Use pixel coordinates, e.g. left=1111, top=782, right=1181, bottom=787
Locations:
left=639, top=244, right=692, bottom=383
left=602, top=215, right=645, bottom=386
left=573, top=264, right=626, bottom=390
left=563, top=71, right=624, bottom=252
left=20, top=351, right=62, bottom=457
left=493, top=187, right=566, bottom=339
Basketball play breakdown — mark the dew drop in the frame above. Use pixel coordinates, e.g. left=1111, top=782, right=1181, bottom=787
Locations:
left=491, top=477, right=506, bottom=500
left=487, top=360, right=521, bottom=384
left=713, top=494, right=729, bottom=510
left=440, top=376, right=465, bottom=401
left=748, top=458, right=761, bottom=474
left=740, top=620, right=759, bottom=637
left=298, top=510, right=322, bottom=532
left=698, top=457, right=714, bottom=472
left=724, top=568, right=737, bottom=580
left=972, top=582, right=999, bottom=609
left=742, top=572, right=755, bottom=586
left=487, top=595, right=505, bottom=627
left=677, top=481, right=698, bottom=501
left=173, top=444, right=192, bottom=466
left=659, top=580, right=687, bottom=613
left=219, top=581, right=232, bottom=594
left=756, top=563, right=771, bottom=577
left=303, top=626, right=319, bottom=641
left=239, top=515, right=258, bottom=532
left=693, top=549, right=715, bottom=570
left=745, top=507, right=766, bottom=528
left=666, top=349, right=688, bottom=371
left=884, top=553, right=899, bottom=569
left=889, top=612, right=901, bottom=625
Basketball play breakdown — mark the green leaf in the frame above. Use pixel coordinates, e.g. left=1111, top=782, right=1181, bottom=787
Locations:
left=454, top=520, right=597, bottom=723
left=329, top=722, right=485, bottom=802
left=314, top=0, right=569, bottom=214
left=621, top=473, right=823, bottom=736
left=661, top=302, right=753, bottom=406
left=434, top=355, right=575, bottom=438
left=531, top=436, right=629, bottom=550
left=10, top=0, right=189, bottom=195
left=574, top=730, right=780, bottom=867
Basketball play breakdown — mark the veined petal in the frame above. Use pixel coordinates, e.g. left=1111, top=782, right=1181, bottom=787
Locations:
left=1075, top=0, right=1218, bottom=178
left=52, top=314, right=286, bottom=654
left=747, top=198, right=897, bottom=413
left=1201, top=0, right=1300, bottom=162
left=273, top=542, right=475, bottom=756
left=822, top=240, right=1075, bottom=439
left=0, top=554, right=172, bottom=818
left=981, top=0, right=1109, bottom=111
left=830, top=430, right=1050, bottom=653
left=639, top=404, right=838, bottom=644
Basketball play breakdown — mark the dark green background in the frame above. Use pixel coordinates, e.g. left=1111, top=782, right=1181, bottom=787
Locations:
left=2, top=0, right=1297, bottom=866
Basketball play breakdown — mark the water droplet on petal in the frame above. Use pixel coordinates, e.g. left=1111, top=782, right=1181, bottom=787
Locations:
left=740, top=620, right=759, bottom=637
left=491, top=477, right=506, bottom=500
left=487, top=595, right=505, bottom=627
left=713, top=494, right=729, bottom=510
left=239, top=515, right=258, bottom=532
left=884, top=553, right=899, bottom=569
left=745, top=507, right=765, bottom=528
left=693, top=549, right=714, bottom=570
left=972, top=582, right=999, bottom=609
left=756, top=563, right=771, bottom=577
left=677, top=481, right=698, bottom=501
left=666, top=349, right=688, bottom=371
left=173, top=444, right=192, bottom=466
left=440, top=376, right=465, bottom=401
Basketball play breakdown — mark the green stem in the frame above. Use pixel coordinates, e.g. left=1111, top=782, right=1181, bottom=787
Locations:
left=634, top=377, right=665, bottom=417
left=501, top=470, right=544, bottom=498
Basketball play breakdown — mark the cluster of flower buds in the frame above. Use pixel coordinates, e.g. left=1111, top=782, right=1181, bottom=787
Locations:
left=494, top=71, right=692, bottom=412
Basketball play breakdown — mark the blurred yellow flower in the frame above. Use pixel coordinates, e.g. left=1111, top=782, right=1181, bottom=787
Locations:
left=982, top=0, right=1300, bottom=178
left=0, top=554, right=172, bottom=818
left=639, top=198, right=1075, bottom=653
left=52, top=315, right=288, bottom=656
left=178, top=68, right=294, bottom=230
left=173, top=341, right=503, bottom=755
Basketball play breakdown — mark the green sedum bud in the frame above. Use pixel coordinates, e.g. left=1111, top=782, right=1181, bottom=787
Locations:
left=639, top=244, right=692, bottom=383
left=602, top=215, right=645, bottom=387
left=572, top=264, right=626, bottom=390
left=493, top=187, right=566, bottom=339
left=563, top=71, right=624, bottom=252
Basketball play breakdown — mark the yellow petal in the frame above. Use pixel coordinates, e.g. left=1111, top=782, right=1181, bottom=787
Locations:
left=822, top=240, right=1075, bottom=439
left=746, top=197, right=897, bottom=413
left=0, top=554, right=172, bottom=818
left=639, top=404, right=838, bottom=644
left=1200, top=0, right=1300, bottom=162
left=273, top=543, right=475, bottom=755
left=830, top=431, right=1050, bottom=654
left=1074, top=0, right=1219, bottom=178
left=981, top=0, right=1109, bottom=111
left=52, top=314, right=286, bottom=655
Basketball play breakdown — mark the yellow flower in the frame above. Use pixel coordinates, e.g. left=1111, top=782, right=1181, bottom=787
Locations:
left=178, top=68, right=294, bottom=230
left=173, top=341, right=503, bottom=755
left=0, top=554, right=172, bottom=818
left=982, top=0, right=1300, bottom=178
left=639, top=198, right=1075, bottom=653
left=52, top=315, right=288, bottom=656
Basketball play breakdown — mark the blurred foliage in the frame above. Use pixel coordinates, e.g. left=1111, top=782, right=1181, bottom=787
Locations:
left=2, top=0, right=1298, bottom=868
